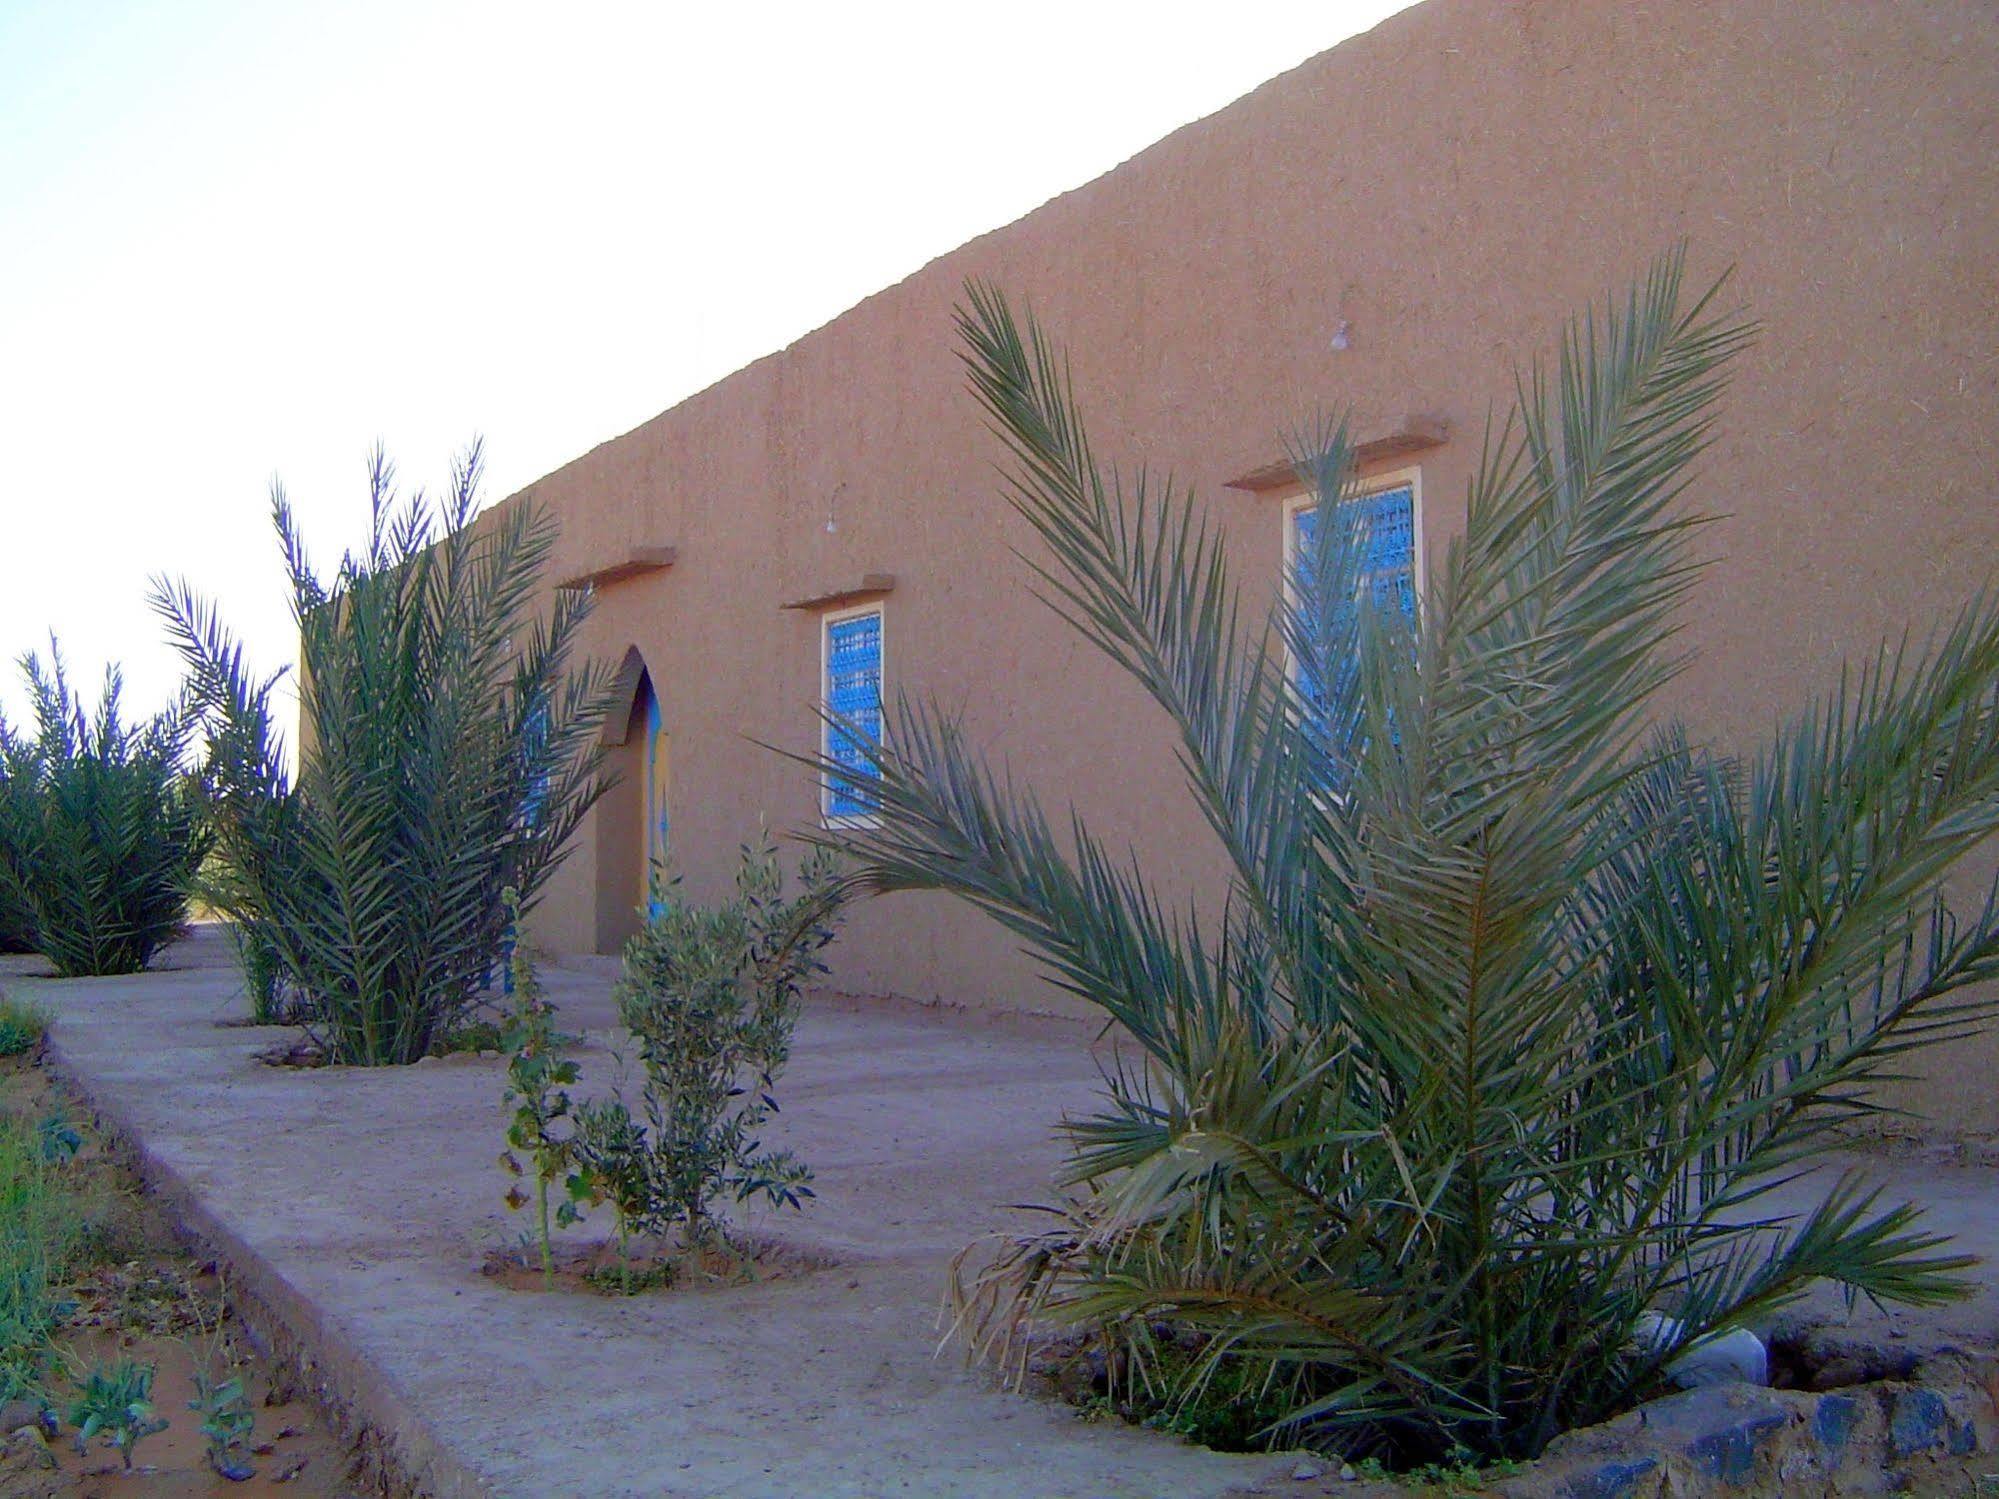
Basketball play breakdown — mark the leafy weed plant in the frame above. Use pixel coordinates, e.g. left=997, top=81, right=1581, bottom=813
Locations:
left=569, top=1087, right=651, bottom=1279
left=66, top=1356, right=167, bottom=1470
left=189, top=1367, right=257, bottom=1481
left=499, top=895, right=583, bottom=1289
left=35, top=1110, right=81, bottom=1166
left=1352, top=1451, right=1527, bottom=1495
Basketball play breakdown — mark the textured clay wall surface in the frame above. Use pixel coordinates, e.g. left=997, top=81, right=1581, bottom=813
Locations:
left=502, top=0, right=1999, bottom=1130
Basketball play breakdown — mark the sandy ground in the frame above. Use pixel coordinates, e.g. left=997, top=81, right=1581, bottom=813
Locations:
left=48, top=1330, right=347, bottom=1497
left=0, top=1052, right=349, bottom=1498
left=11, top=929, right=1999, bottom=1497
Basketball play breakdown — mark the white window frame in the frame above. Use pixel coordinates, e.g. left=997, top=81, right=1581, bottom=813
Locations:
left=819, top=600, right=886, bottom=828
left=1281, top=463, right=1425, bottom=687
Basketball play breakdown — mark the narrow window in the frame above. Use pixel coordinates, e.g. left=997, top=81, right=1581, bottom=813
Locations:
left=822, top=604, right=884, bottom=822
left=1285, top=470, right=1421, bottom=716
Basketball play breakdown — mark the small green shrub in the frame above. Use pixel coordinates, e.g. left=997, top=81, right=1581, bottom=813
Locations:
left=580, top=1252, right=677, bottom=1297
left=155, top=443, right=614, bottom=1063
left=498, top=898, right=584, bottom=1289
left=66, top=1356, right=166, bottom=1469
left=1136, top=1350, right=1301, bottom=1451
left=438, top=1014, right=578, bottom=1058
left=0, top=993, right=47, bottom=1058
left=569, top=836, right=841, bottom=1252
left=436, top=1018, right=507, bottom=1056
left=0, top=647, right=206, bottom=977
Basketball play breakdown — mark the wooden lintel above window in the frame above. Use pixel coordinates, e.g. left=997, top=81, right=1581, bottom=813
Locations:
left=555, top=546, right=678, bottom=592
left=781, top=573, right=897, bottom=612
left=1225, top=414, right=1448, bottom=494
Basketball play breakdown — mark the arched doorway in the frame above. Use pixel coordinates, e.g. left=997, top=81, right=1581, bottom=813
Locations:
left=594, top=647, right=668, bottom=953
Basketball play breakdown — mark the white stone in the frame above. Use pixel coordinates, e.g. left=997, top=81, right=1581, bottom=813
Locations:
left=1632, top=1311, right=1769, bottom=1388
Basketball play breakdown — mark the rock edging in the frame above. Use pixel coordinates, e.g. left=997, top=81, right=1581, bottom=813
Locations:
left=1502, top=1352, right=1998, bottom=1497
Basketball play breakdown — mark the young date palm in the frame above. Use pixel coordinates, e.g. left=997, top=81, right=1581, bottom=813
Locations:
left=0, top=648, right=205, bottom=976
left=812, top=250, right=1999, bottom=1460
left=153, top=443, right=613, bottom=1064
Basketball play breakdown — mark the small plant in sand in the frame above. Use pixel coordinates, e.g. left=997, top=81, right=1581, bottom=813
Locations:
left=189, top=1367, right=257, bottom=1481
left=185, top=1289, right=257, bottom=1482
left=498, top=891, right=583, bottom=1289
left=570, top=836, right=842, bottom=1261
left=224, top=919, right=290, bottom=1026
left=67, top=1356, right=167, bottom=1470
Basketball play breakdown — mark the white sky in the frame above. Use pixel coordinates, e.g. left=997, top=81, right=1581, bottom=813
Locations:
left=0, top=0, right=1415, bottom=728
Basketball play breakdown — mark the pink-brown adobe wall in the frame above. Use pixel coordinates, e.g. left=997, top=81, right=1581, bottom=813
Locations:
left=503, top=0, right=1999, bottom=1131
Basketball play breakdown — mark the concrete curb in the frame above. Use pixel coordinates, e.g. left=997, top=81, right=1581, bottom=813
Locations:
left=42, top=1036, right=490, bottom=1499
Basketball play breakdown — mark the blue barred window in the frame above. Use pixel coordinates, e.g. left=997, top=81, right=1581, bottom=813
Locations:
left=823, top=608, right=883, bottom=820
left=1291, top=480, right=1417, bottom=718
left=1291, top=481, right=1417, bottom=620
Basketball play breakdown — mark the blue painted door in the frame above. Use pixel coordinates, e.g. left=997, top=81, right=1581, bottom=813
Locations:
left=644, top=692, right=669, bottom=915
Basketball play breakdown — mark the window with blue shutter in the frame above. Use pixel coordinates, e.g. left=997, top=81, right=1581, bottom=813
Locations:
left=823, top=607, right=884, bottom=820
left=1289, top=478, right=1418, bottom=718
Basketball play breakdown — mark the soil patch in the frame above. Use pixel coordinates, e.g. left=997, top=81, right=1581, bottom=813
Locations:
left=478, top=1234, right=835, bottom=1297
left=33, top=1330, right=343, bottom=1497
left=250, top=1034, right=328, bottom=1069
left=1765, top=1320, right=1926, bottom=1391
left=0, top=1055, right=351, bottom=1496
